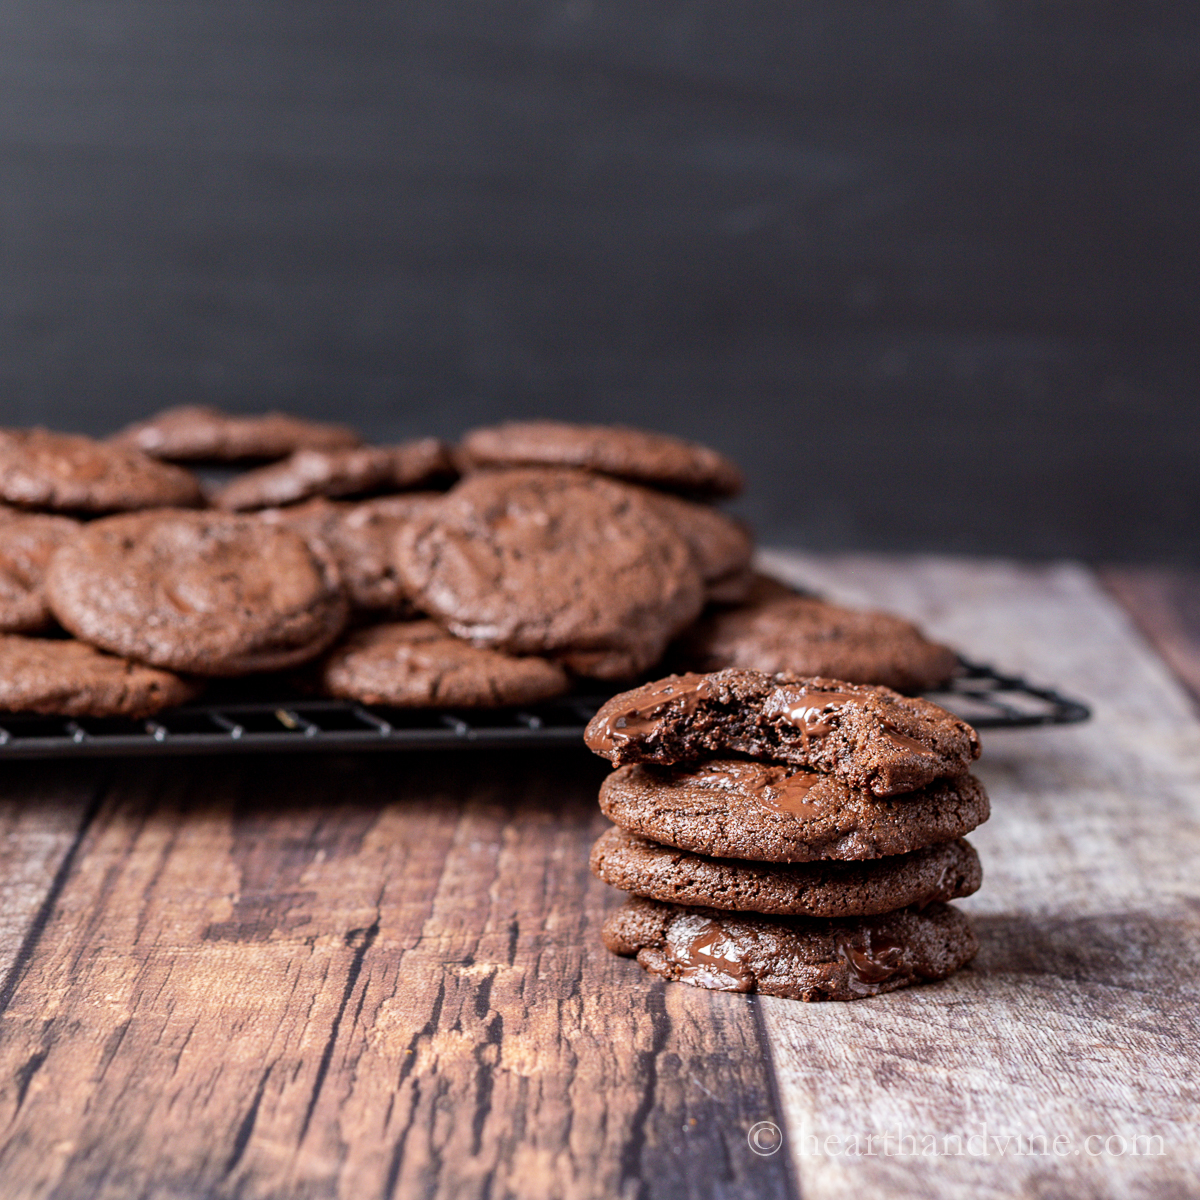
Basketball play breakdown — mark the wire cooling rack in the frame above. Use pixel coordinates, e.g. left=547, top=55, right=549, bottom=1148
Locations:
left=925, top=658, right=1090, bottom=729
left=0, top=658, right=1088, bottom=759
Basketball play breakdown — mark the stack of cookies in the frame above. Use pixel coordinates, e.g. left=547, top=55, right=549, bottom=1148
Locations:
left=584, top=669, right=988, bottom=1002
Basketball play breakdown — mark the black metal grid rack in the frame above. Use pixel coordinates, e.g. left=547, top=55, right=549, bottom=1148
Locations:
left=0, top=658, right=1089, bottom=760
left=923, top=657, right=1091, bottom=729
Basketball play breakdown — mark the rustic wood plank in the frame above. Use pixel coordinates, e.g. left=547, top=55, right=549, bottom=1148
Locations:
left=0, top=763, right=103, bottom=987
left=756, top=552, right=1200, bottom=1199
left=0, top=750, right=794, bottom=1200
left=1099, top=565, right=1200, bottom=709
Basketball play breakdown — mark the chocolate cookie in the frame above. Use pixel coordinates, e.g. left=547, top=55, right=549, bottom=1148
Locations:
left=458, top=421, right=744, bottom=498
left=214, top=440, right=455, bottom=510
left=319, top=620, right=570, bottom=707
left=255, top=495, right=347, bottom=543
left=334, top=495, right=440, bottom=615
left=602, top=896, right=978, bottom=1001
left=591, top=827, right=982, bottom=916
left=0, top=635, right=200, bottom=718
left=672, top=593, right=959, bottom=693
left=259, top=494, right=438, bottom=616
left=699, top=569, right=808, bottom=609
left=0, top=428, right=204, bottom=513
left=0, top=509, right=81, bottom=632
left=642, top=491, right=755, bottom=604
left=111, top=405, right=361, bottom=462
left=45, top=510, right=349, bottom=675
left=598, top=760, right=990, bottom=862
left=586, top=670, right=980, bottom=795
left=394, top=468, right=706, bottom=679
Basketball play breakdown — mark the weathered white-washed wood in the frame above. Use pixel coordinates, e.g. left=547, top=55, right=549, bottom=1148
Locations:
left=757, top=552, right=1200, bottom=1199
left=0, top=751, right=793, bottom=1200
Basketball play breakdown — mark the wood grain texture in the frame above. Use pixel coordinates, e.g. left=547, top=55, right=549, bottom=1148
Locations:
left=0, top=751, right=793, bottom=1200
left=1100, top=566, right=1200, bottom=710
left=0, top=763, right=103, bottom=984
left=757, top=552, right=1200, bottom=1198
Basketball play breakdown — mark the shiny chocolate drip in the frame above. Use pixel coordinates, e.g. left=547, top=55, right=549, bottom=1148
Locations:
left=776, top=690, right=862, bottom=754
left=753, top=768, right=822, bottom=817
left=691, top=761, right=826, bottom=817
left=587, top=673, right=713, bottom=753
left=677, top=921, right=754, bottom=993
left=836, top=929, right=907, bottom=994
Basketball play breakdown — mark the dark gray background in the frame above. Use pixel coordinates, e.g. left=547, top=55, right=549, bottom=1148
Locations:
left=2, top=1, right=1196, bottom=561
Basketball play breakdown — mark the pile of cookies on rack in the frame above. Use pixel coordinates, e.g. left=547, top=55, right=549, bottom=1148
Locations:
left=0, top=406, right=961, bottom=718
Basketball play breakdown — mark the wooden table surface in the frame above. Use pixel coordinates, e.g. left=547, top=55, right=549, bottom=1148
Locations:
left=0, top=554, right=1197, bottom=1200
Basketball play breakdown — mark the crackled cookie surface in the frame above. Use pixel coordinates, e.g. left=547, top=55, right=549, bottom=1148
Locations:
left=590, top=828, right=981, bottom=916
left=258, top=495, right=438, bottom=616
left=215, top=439, right=454, bottom=510
left=0, top=508, right=81, bottom=632
left=111, top=405, right=361, bottom=461
left=586, top=669, right=980, bottom=794
left=0, top=635, right=199, bottom=718
left=642, top=490, right=755, bottom=604
left=319, top=620, right=569, bottom=708
left=394, top=468, right=706, bottom=679
left=0, top=428, right=203, bottom=513
left=673, top=592, right=959, bottom=692
left=46, top=510, right=348, bottom=675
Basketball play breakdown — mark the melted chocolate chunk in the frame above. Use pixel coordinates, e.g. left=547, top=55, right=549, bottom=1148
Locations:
left=775, top=690, right=864, bottom=755
left=836, top=930, right=907, bottom=992
left=587, top=674, right=713, bottom=753
left=602, top=897, right=979, bottom=1002
left=676, top=919, right=755, bottom=993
